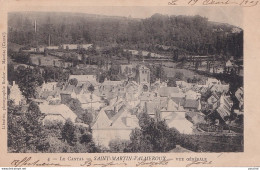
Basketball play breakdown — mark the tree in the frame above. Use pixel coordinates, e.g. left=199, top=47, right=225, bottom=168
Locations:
left=98, top=72, right=106, bottom=83
left=109, top=139, right=131, bottom=153
left=88, top=84, right=95, bottom=94
left=126, top=51, right=131, bottom=64
left=125, top=113, right=179, bottom=152
left=167, top=77, right=177, bottom=87
left=15, top=66, right=44, bottom=100
left=69, top=78, right=78, bottom=86
left=174, top=71, right=184, bottom=81
left=61, top=119, right=77, bottom=145
left=173, top=49, right=179, bottom=61
left=8, top=64, right=16, bottom=83
left=11, top=52, right=30, bottom=64
left=8, top=101, right=50, bottom=152
left=81, top=110, right=93, bottom=125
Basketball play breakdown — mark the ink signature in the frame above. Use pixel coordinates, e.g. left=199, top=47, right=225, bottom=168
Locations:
left=11, top=157, right=70, bottom=167
left=80, top=159, right=127, bottom=167
left=136, top=159, right=173, bottom=167
left=186, top=160, right=212, bottom=167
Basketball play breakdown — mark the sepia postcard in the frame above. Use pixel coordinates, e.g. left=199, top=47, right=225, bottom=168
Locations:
left=0, top=0, right=260, bottom=167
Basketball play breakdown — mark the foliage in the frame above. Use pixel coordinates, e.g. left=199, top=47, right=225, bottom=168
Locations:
left=69, top=78, right=78, bottom=86
left=81, top=110, right=93, bottom=125
left=8, top=64, right=16, bottom=83
left=65, top=98, right=93, bottom=125
left=109, top=139, right=131, bottom=153
left=46, top=123, right=100, bottom=153
left=148, top=64, right=167, bottom=83
left=97, top=72, right=106, bottom=83
left=15, top=66, right=44, bottom=99
left=167, top=71, right=184, bottom=87
left=125, top=113, right=179, bottom=152
left=174, top=72, right=185, bottom=80
left=43, top=66, right=70, bottom=83
left=61, top=119, right=77, bottom=145
left=107, top=64, right=121, bottom=81
left=10, top=51, right=30, bottom=64
left=8, top=12, right=243, bottom=58
left=167, top=77, right=177, bottom=87
left=8, top=101, right=50, bottom=152
left=88, top=84, right=95, bottom=93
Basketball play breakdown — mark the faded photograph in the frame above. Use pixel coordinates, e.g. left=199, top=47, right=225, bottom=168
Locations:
left=7, top=7, right=243, bottom=153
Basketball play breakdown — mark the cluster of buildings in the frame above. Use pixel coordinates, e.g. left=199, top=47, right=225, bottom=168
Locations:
left=21, top=43, right=93, bottom=53
left=8, top=62, right=244, bottom=148
left=123, top=49, right=168, bottom=58
left=29, top=54, right=73, bottom=68
left=186, top=56, right=243, bottom=76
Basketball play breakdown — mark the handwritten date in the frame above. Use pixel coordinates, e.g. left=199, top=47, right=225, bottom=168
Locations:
left=168, top=0, right=259, bottom=7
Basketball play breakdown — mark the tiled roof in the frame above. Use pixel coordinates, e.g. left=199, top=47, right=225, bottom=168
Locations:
left=39, top=104, right=77, bottom=122
left=159, top=87, right=180, bottom=97
left=184, top=99, right=199, bottom=109
left=171, top=97, right=185, bottom=106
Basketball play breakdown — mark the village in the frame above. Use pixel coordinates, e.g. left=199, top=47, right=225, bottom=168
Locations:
left=7, top=42, right=244, bottom=151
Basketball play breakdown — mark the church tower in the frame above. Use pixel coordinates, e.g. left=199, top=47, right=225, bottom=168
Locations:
left=137, top=65, right=150, bottom=91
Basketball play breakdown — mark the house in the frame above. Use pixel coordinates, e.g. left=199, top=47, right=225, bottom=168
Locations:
left=186, top=111, right=206, bottom=125
left=8, top=81, right=25, bottom=105
left=209, top=64, right=224, bottom=74
left=41, top=82, right=57, bottom=92
left=124, top=81, right=140, bottom=104
left=37, top=82, right=61, bottom=101
left=225, top=60, right=239, bottom=74
left=79, top=44, right=93, bottom=50
left=98, top=80, right=124, bottom=99
left=62, top=44, right=78, bottom=50
left=235, top=87, right=244, bottom=110
left=22, top=47, right=37, bottom=53
left=159, top=87, right=181, bottom=97
left=206, top=78, right=221, bottom=87
left=207, top=92, right=220, bottom=110
left=76, top=92, right=103, bottom=110
left=37, top=47, right=45, bottom=52
left=185, top=89, right=201, bottom=100
left=209, top=84, right=229, bottom=94
left=216, top=94, right=233, bottom=121
left=184, top=99, right=201, bottom=112
left=92, top=105, right=139, bottom=148
left=46, top=46, right=60, bottom=50
left=29, top=55, right=63, bottom=67
left=150, top=79, right=167, bottom=92
left=176, top=81, right=191, bottom=89
left=159, top=98, right=193, bottom=134
left=160, top=99, right=186, bottom=119
left=145, top=101, right=161, bottom=118
left=38, top=103, right=77, bottom=125
left=68, top=74, right=97, bottom=85
left=139, top=92, right=156, bottom=109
